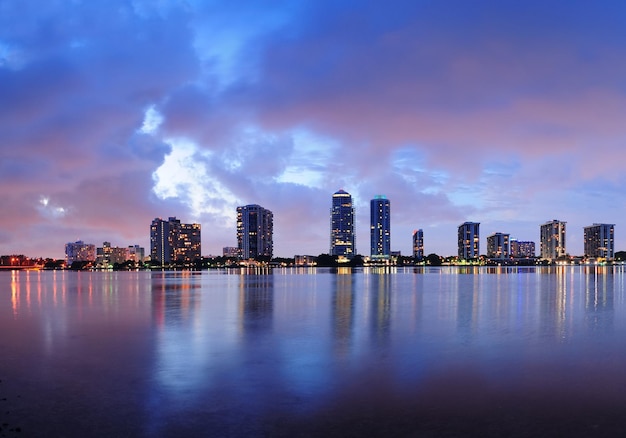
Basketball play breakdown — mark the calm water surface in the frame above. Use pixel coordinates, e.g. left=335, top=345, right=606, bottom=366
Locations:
left=2, top=266, right=626, bottom=437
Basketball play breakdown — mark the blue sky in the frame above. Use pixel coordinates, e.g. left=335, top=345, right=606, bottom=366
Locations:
left=2, top=0, right=626, bottom=258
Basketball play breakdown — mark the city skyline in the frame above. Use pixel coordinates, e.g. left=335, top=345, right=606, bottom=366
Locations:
left=3, top=1, right=626, bottom=258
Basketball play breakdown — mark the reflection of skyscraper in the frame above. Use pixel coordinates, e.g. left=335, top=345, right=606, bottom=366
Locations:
left=458, top=222, right=480, bottom=260
left=150, top=217, right=201, bottom=265
left=331, top=270, right=355, bottom=348
left=330, top=190, right=356, bottom=258
left=370, top=196, right=391, bottom=259
left=237, top=205, right=273, bottom=260
left=540, top=220, right=566, bottom=261
left=413, top=229, right=424, bottom=259
left=239, top=273, right=274, bottom=335
left=583, top=223, right=615, bottom=260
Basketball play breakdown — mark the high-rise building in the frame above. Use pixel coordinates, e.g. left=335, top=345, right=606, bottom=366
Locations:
left=458, top=222, right=480, bottom=260
left=510, top=240, right=535, bottom=258
left=487, top=232, right=510, bottom=259
left=370, top=195, right=391, bottom=259
left=150, top=217, right=201, bottom=265
left=584, top=223, right=615, bottom=260
left=412, top=229, right=424, bottom=259
left=330, top=189, right=356, bottom=258
left=540, top=220, right=566, bottom=261
left=65, top=240, right=96, bottom=264
left=237, top=204, right=273, bottom=260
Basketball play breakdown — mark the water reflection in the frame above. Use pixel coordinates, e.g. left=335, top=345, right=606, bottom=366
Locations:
left=239, top=271, right=274, bottom=336
left=4, top=267, right=626, bottom=437
left=583, top=266, right=614, bottom=333
left=331, top=268, right=354, bottom=357
left=367, top=271, right=392, bottom=346
left=456, top=274, right=478, bottom=344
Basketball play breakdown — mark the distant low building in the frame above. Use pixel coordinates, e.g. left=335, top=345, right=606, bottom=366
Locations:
left=66, top=241, right=96, bottom=264
left=223, top=246, right=239, bottom=257
left=128, top=245, right=145, bottom=263
left=295, top=255, right=317, bottom=266
left=511, top=240, right=535, bottom=258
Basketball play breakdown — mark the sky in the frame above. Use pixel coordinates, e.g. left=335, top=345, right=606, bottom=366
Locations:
left=2, top=0, right=626, bottom=259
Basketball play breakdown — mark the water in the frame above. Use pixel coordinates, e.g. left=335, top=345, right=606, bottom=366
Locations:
left=2, top=266, right=626, bottom=437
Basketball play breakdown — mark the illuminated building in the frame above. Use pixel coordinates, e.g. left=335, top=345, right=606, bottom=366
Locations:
left=370, top=195, right=391, bottom=259
left=150, top=217, right=201, bottom=265
left=295, top=255, right=317, bottom=266
left=487, top=232, right=510, bottom=259
left=412, top=229, right=424, bottom=259
left=458, top=222, right=480, bottom=260
left=128, top=245, right=145, bottom=263
left=237, top=204, right=273, bottom=260
left=584, top=223, right=614, bottom=260
left=65, top=240, right=96, bottom=264
left=510, top=240, right=535, bottom=258
left=223, top=247, right=239, bottom=257
left=540, top=220, right=566, bottom=261
left=330, top=190, right=356, bottom=258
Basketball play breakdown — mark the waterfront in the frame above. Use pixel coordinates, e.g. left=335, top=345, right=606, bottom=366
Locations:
left=2, top=266, right=626, bottom=437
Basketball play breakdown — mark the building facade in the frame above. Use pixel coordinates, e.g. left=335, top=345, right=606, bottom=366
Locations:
left=223, top=247, right=239, bottom=258
left=540, top=220, right=566, bottom=261
left=583, top=223, right=615, bottom=260
left=412, top=229, right=424, bottom=259
left=65, top=240, right=96, bottom=264
left=487, top=232, right=510, bottom=259
left=150, top=217, right=201, bottom=265
left=458, top=222, right=480, bottom=260
left=330, top=189, right=356, bottom=258
left=237, top=204, right=273, bottom=260
left=511, top=240, right=535, bottom=258
left=370, top=195, right=391, bottom=260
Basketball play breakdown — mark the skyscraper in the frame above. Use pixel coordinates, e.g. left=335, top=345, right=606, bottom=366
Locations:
left=150, top=217, right=201, bottom=265
left=237, top=204, right=273, bottom=260
left=412, top=229, right=424, bottom=259
left=486, top=232, right=510, bottom=259
left=583, top=223, right=615, bottom=260
left=540, top=219, right=566, bottom=261
left=330, top=189, right=356, bottom=258
left=370, top=195, right=391, bottom=259
left=458, top=222, right=480, bottom=260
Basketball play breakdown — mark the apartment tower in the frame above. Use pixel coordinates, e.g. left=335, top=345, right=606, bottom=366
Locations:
left=237, top=204, right=274, bottom=260
left=370, top=195, right=391, bottom=259
left=540, top=220, right=566, bottom=261
left=330, top=190, right=356, bottom=258
left=458, top=222, right=480, bottom=260
left=583, top=223, right=615, bottom=260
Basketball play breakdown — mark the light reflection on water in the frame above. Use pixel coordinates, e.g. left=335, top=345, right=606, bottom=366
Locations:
left=2, top=266, right=626, bottom=436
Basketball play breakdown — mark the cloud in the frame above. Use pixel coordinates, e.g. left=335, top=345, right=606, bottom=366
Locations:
left=3, top=0, right=626, bottom=257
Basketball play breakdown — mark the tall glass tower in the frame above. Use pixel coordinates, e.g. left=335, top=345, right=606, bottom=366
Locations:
left=330, top=190, right=355, bottom=258
left=237, top=204, right=273, bottom=260
left=370, top=195, right=391, bottom=259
